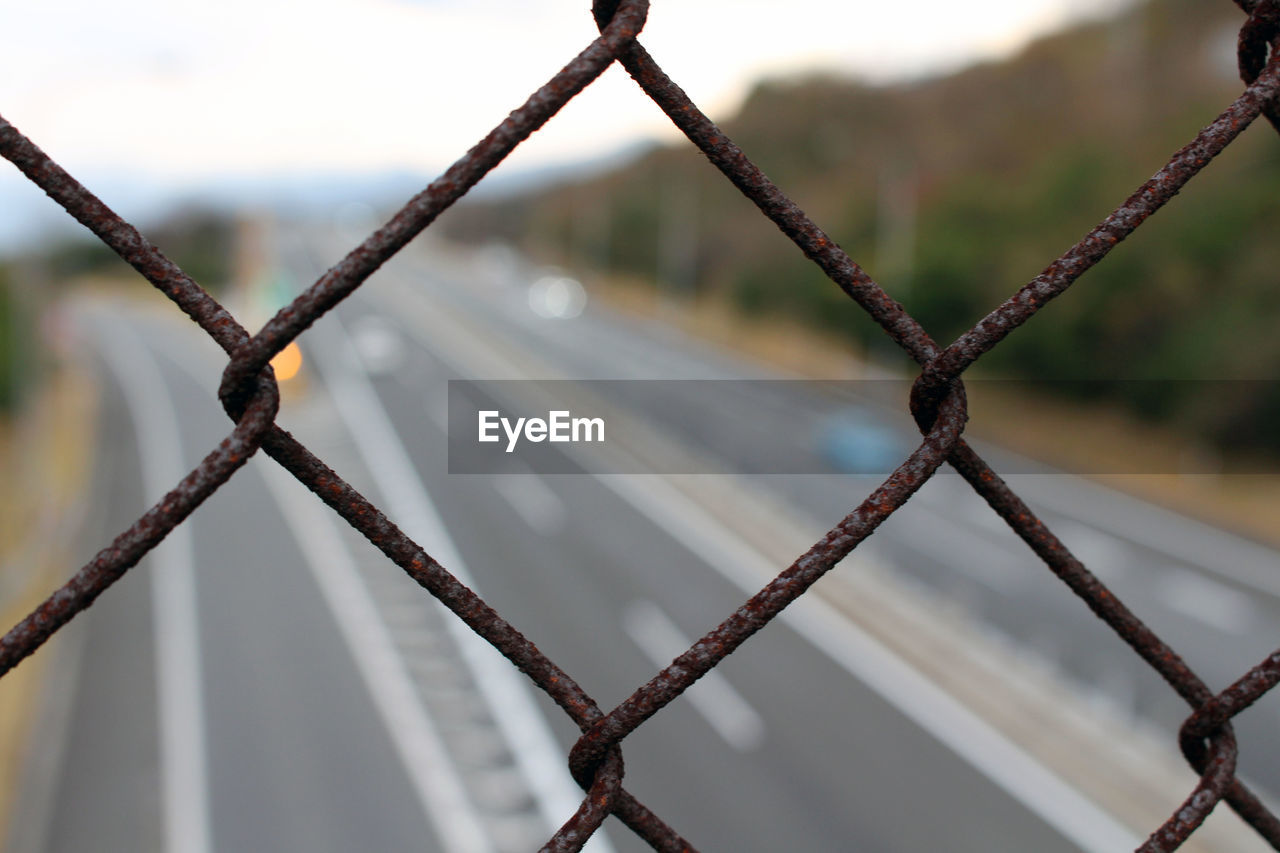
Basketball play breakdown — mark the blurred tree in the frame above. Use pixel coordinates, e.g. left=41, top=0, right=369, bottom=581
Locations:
left=441, top=0, right=1280, bottom=453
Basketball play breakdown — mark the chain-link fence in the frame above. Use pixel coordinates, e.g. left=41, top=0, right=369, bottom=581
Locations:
left=2, top=1, right=1279, bottom=849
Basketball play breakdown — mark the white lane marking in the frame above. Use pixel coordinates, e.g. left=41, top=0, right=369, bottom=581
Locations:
left=1047, top=519, right=1133, bottom=584
left=257, top=461, right=496, bottom=853
left=886, top=510, right=1024, bottom=588
left=913, top=479, right=1137, bottom=585
left=931, top=487, right=1010, bottom=535
left=622, top=601, right=766, bottom=753
left=309, top=311, right=615, bottom=853
left=1020, top=475, right=1280, bottom=600
left=94, top=323, right=213, bottom=853
left=493, top=473, right=567, bottom=536
left=1157, top=568, right=1260, bottom=635
left=132, top=310, right=494, bottom=852
left=380, top=251, right=1280, bottom=605
left=358, top=269, right=1140, bottom=850
left=592, top=472, right=1142, bottom=853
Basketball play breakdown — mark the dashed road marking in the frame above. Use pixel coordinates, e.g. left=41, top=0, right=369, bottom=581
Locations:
left=95, top=323, right=213, bottom=853
left=623, top=600, right=766, bottom=752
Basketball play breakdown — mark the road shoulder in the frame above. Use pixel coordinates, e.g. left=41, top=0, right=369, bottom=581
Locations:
left=0, top=349, right=99, bottom=849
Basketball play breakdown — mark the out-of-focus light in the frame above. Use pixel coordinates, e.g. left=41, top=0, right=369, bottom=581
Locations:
left=529, top=275, right=587, bottom=319
left=272, top=340, right=303, bottom=381
left=349, top=314, right=405, bottom=376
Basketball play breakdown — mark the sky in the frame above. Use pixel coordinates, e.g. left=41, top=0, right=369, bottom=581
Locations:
left=0, top=0, right=1128, bottom=243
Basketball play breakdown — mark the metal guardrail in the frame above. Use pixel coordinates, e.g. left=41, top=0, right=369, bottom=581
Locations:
left=2, top=1, right=1279, bottom=849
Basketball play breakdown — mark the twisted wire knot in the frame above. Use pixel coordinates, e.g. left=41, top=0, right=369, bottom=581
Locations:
left=1239, top=0, right=1280, bottom=132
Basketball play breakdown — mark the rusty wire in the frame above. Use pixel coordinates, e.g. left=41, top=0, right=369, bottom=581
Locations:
left=2, top=0, right=1279, bottom=849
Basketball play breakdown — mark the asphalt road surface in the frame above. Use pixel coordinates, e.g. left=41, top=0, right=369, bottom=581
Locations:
left=8, top=221, right=1279, bottom=852
left=326, top=228, right=1280, bottom=803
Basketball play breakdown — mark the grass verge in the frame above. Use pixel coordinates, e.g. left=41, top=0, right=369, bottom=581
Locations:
left=0, top=352, right=97, bottom=846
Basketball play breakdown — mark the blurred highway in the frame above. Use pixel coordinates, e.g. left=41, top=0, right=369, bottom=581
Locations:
left=10, top=220, right=1279, bottom=852
left=330, top=227, right=1280, bottom=806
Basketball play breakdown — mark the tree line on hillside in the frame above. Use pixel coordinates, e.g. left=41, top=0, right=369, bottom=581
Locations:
left=441, top=0, right=1280, bottom=458
left=0, top=210, right=236, bottom=417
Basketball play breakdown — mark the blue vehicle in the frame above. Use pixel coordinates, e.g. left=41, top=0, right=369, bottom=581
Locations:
left=816, top=408, right=910, bottom=475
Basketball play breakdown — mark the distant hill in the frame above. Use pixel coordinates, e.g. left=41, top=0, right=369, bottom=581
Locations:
left=441, top=0, right=1280, bottom=454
